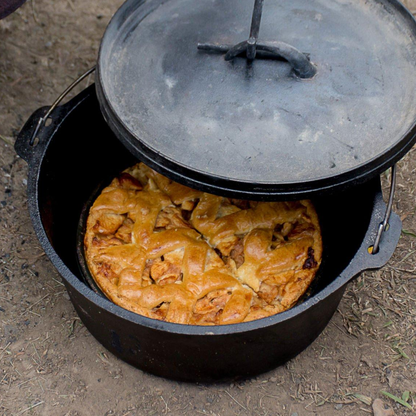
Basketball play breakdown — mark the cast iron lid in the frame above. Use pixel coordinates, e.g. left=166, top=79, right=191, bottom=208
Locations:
left=96, top=0, right=416, bottom=199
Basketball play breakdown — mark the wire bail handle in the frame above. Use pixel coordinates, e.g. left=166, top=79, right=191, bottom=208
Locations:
left=30, top=66, right=96, bottom=146
left=372, top=165, right=397, bottom=254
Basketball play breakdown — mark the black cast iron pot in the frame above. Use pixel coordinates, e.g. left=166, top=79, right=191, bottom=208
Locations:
left=0, top=0, right=27, bottom=19
left=15, top=85, right=402, bottom=382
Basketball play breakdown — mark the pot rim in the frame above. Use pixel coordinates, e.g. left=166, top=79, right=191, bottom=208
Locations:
left=21, top=87, right=402, bottom=336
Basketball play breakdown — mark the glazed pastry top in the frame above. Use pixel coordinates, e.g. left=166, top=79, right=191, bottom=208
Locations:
left=84, top=163, right=322, bottom=325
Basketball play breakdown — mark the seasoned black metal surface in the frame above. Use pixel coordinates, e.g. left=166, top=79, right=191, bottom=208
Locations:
left=15, top=86, right=402, bottom=381
left=97, top=0, right=416, bottom=198
left=0, top=0, right=26, bottom=19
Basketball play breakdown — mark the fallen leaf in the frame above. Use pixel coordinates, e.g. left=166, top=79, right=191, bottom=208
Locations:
left=402, top=229, right=416, bottom=238
left=353, top=393, right=372, bottom=406
left=402, top=391, right=410, bottom=403
left=381, top=391, right=413, bottom=410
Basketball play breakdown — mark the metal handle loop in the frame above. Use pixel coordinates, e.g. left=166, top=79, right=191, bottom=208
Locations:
left=198, top=0, right=317, bottom=79
left=372, top=164, right=397, bottom=254
left=29, top=66, right=96, bottom=146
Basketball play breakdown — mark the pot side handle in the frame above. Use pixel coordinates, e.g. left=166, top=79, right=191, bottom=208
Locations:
left=15, top=107, right=50, bottom=164
left=342, top=192, right=402, bottom=283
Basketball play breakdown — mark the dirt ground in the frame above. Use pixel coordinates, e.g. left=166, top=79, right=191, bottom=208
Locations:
left=0, top=0, right=415, bottom=415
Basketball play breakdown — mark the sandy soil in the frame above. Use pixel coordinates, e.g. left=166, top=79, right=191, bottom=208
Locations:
left=0, top=1, right=415, bottom=415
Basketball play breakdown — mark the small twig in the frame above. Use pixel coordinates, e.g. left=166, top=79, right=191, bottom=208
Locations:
left=31, top=0, right=39, bottom=24
left=398, top=250, right=416, bottom=264
left=32, top=342, right=42, bottom=363
left=11, top=294, right=50, bottom=322
left=0, top=134, right=14, bottom=146
left=51, top=277, right=64, bottom=286
left=17, top=377, right=38, bottom=388
left=0, top=342, right=11, bottom=360
left=160, top=395, right=169, bottom=414
left=0, top=342, right=11, bottom=353
left=17, top=401, right=44, bottom=415
left=224, top=390, right=248, bottom=411
left=0, top=372, right=8, bottom=384
left=37, top=379, right=44, bottom=393
left=388, top=266, right=416, bottom=274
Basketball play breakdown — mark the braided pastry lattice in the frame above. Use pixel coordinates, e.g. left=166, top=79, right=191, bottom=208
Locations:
left=84, top=163, right=322, bottom=325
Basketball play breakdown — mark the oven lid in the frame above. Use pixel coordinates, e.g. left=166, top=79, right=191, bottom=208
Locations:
left=96, top=0, right=416, bottom=199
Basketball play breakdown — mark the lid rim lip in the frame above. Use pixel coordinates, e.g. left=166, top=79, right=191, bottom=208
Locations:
left=95, top=0, right=416, bottom=199
left=95, top=74, right=416, bottom=200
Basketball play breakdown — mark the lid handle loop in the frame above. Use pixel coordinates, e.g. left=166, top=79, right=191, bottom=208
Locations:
left=198, top=0, right=317, bottom=79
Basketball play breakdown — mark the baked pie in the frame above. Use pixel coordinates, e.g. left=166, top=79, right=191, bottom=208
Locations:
left=84, top=163, right=322, bottom=325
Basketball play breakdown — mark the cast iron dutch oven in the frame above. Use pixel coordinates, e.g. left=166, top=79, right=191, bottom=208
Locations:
left=14, top=0, right=416, bottom=381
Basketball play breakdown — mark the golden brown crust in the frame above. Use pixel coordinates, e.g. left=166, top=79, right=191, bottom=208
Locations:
left=84, top=163, right=322, bottom=325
